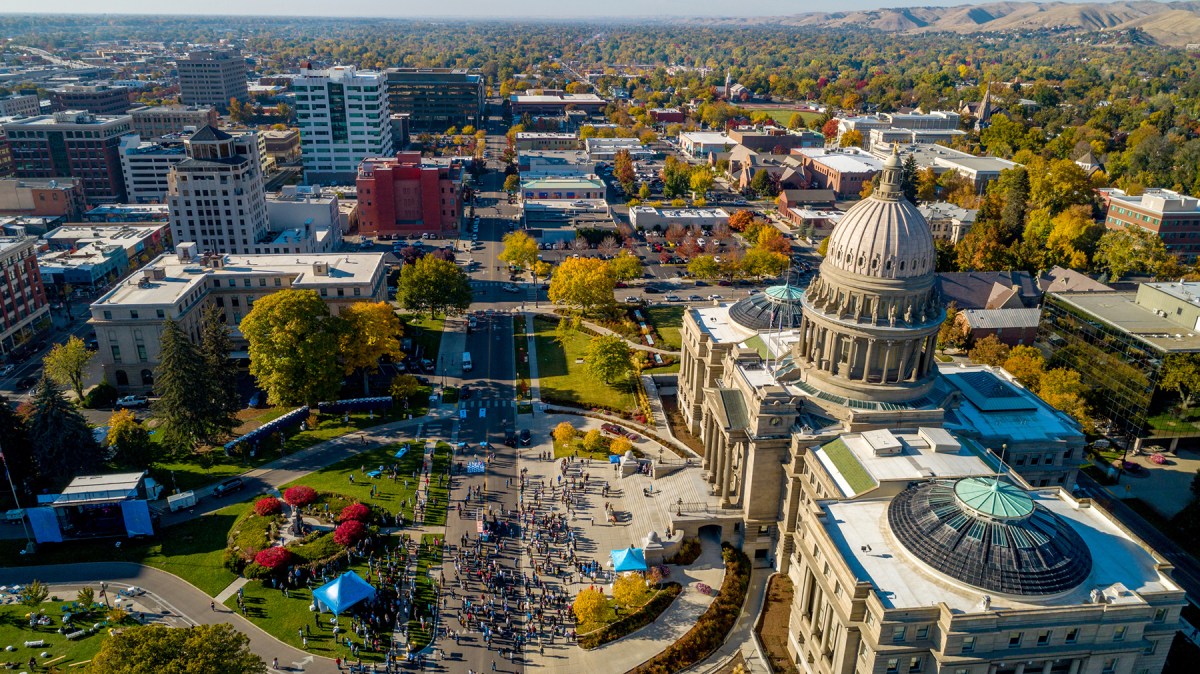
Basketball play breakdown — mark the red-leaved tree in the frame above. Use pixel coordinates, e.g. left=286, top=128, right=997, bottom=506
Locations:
left=255, top=546, right=292, bottom=570
left=253, top=497, right=283, bottom=517
left=334, top=520, right=368, bottom=547
left=283, top=486, right=317, bottom=507
left=339, top=503, right=371, bottom=523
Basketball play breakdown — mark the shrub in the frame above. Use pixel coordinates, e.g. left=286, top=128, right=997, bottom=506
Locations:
left=666, top=538, right=702, bottom=566
left=283, top=486, right=317, bottom=507
left=552, top=421, right=577, bottom=444
left=253, top=497, right=283, bottom=517
left=334, top=520, right=368, bottom=547
left=290, top=531, right=341, bottom=564
left=573, top=587, right=608, bottom=625
left=242, top=561, right=271, bottom=580
left=83, top=382, right=118, bottom=409
left=339, top=502, right=371, bottom=523
left=254, top=546, right=292, bottom=571
left=583, top=429, right=607, bottom=453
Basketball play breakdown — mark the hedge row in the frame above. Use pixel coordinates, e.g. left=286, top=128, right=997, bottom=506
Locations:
left=628, top=544, right=751, bottom=674
left=578, top=583, right=683, bottom=650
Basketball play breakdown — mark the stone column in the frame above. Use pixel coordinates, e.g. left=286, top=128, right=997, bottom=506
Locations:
left=1014, top=663, right=1025, bottom=674
left=1041, top=661, right=1053, bottom=674
left=1067, top=660, right=1081, bottom=674
left=822, top=328, right=836, bottom=370
left=862, top=339, right=876, bottom=382
left=713, top=430, right=727, bottom=488
left=830, top=334, right=841, bottom=377
left=897, top=339, right=914, bottom=382
left=702, top=413, right=714, bottom=475
left=846, top=337, right=859, bottom=380
left=721, top=437, right=734, bottom=506
left=734, top=442, right=748, bottom=506
left=881, top=341, right=894, bottom=384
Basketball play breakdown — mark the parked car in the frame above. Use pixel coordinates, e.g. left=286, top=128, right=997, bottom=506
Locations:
left=708, top=294, right=723, bottom=300
left=212, top=478, right=244, bottom=498
left=115, top=395, right=149, bottom=409
left=504, top=433, right=518, bottom=448
left=664, top=294, right=681, bottom=302
left=460, top=385, right=473, bottom=400
left=519, top=428, right=532, bottom=446
left=687, top=294, right=702, bottom=301
left=0, top=364, right=13, bottom=377
left=623, top=296, right=641, bottom=304
left=15, top=375, right=36, bottom=390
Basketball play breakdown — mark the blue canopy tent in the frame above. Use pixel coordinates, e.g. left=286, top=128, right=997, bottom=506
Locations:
left=312, top=571, right=376, bottom=615
left=611, top=546, right=648, bottom=572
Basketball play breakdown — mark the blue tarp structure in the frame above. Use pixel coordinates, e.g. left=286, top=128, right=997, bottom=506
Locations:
left=608, top=455, right=621, bottom=464
left=611, top=546, right=647, bottom=572
left=120, top=501, right=154, bottom=537
left=312, top=571, right=376, bottom=615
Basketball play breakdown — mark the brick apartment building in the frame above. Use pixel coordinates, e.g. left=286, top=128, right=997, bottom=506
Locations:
left=0, top=235, right=50, bottom=358
left=3, top=111, right=132, bottom=204
left=1105, top=188, right=1200, bottom=260
left=49, top=85, right=133, bottom=115
left=0, top=177, right=86, bottom=220
left=356, top=152, right=464, bottom=237
left=791, top=147, right=884, bottom=199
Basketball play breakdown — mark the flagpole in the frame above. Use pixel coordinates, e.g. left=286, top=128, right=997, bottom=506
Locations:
left=0, top=442, right=33, bottom=549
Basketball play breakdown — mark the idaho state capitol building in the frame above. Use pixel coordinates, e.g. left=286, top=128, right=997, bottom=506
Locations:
left=672, top=151, right=1185, bottom=674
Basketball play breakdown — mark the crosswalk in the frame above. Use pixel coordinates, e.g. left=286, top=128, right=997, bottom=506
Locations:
left=458, top=399, right=517, bottom=409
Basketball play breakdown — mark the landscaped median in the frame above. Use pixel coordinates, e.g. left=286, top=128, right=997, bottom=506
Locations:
left=577, top=581, right=683, bottom=649
left=628, top=544, right=751, bottom=674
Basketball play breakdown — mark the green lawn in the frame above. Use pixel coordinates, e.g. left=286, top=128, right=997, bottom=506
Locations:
left=279, top=442, right=452, bottom=528
left=0, top=504, right=243, bottom=598
left=644, top=361, right=681, bottom=374
left=0, top=601, right=110, bottom=668
left=532, top=317, right=635, bottom=411
left=754, top=109, right=822, bottom=126
left=1147, top=410, right=1200, bottom=434
left=407, top=534, right=443, bottom=652
left=514, top=316, right=533, bottom=401
left=227, top=539, right=419, bottom=663
left=644, top=306, right=684, bottom=351
left=401, top=313, right=446, bottom=363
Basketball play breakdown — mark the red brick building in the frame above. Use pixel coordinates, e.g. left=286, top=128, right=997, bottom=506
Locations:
left=356, top=152, right=464, bottom=237
left=0, top=235, right=50, bottom=357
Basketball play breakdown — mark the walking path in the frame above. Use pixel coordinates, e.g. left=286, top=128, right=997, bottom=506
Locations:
left=526, top=309, right=680, bottom=356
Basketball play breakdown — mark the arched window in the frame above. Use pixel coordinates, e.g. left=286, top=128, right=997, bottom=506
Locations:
left=141, top=369, right=154, bottom=386
left=115, top=370, right=129, bottom=386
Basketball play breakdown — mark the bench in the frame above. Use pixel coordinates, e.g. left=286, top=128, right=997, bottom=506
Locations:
left=23, top=639, right=45, bottom=647
left=65, top=630, right=86, bottom=640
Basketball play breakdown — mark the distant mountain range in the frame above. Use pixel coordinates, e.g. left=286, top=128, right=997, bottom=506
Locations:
left=711, top=1, right=1200, bottom=47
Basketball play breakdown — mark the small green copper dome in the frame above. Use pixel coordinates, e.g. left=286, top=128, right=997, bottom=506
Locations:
left=954, top=477, right=1035, bottom=520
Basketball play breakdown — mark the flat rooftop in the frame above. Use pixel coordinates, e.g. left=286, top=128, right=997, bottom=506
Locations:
left=691, top=304, right=757, bottom=345
left=812, top=428, right=996, bottom=498
left=823, top=489, right=1180, bottom=612
left=679, top=132, right=732, bottom=145
left=1050, top=290, right=1200, bottom=352
left=521, top=176, right=604, bottom=189
left=93, top=252, right=384, bottom=308
left=44, top=223, right=165, bottom=248
left=512, top=94, right=604, bottom=104
left=0, top=236, right=34, bottom=255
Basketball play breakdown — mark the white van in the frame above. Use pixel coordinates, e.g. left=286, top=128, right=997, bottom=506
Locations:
left=462, top=352, right=473, bottom=373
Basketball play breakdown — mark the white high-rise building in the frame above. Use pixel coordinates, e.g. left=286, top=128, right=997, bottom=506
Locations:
left=166, top=126, right=269, bottom=255
left=119, top=134, right=188, bottom=204
left=293, top=66, right=393, bottom=185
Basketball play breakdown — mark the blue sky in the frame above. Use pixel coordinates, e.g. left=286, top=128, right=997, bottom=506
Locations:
left=5, top=0, right=1083, bottom=19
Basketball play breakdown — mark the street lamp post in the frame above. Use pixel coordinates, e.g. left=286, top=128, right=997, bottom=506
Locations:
left=0, top=443, right=33, bottom=551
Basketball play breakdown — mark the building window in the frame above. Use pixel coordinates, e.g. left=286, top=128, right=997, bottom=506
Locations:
left=908, top=656, right=923, bottom=673
left=1145, top=640, right=1157, bottom=655
left=885, top=659, right=899, bottom=674
left=156, top=309, right=165, bottom=319
left=1154, top=608, right=1168, bottom=623
left=1008, top=632, right=1023, bottom=648
left=1114, top=626, right=1127, bottom=642
left=1065, top=629, right=1079, bottom=644
left=893, top=627, right=906, bottom=643
left=857, top=641, right=869, bottom=660
left=111, top=345, right=122, bottom=362
left=136, top=344, right=147, bottom=362
left=1037, top=631, right=1051, bottom=646
left=916, top=626, right=929, bottom=640
left=1102, top=658, right=1118, bottom=674
left=960, top=637, right=975, bottom=654
left=130, top=310, right=139, bottom=319
left=103, top=310, right=112, bottom=320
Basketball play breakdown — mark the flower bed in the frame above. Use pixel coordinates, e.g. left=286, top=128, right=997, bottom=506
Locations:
left=628, top=544, right=750, bottom=674
left=578, top=583, right=682, bottom=650
left=665, top=538, right=701, bottom=565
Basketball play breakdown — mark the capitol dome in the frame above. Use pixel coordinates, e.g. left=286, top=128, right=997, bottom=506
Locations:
left=887, top=477, right=1093, bottom=597
left=824, top=149, right=935, bottom=280
left=729, top=283, right=804, bottom=331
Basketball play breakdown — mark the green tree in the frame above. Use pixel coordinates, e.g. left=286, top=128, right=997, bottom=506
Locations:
left=968, top=334, right=1011, bottom=366
left=548, top=257, right=616, bottom=314
left=0, top=393, right=33, bottom=494
left=916, top=167, right=938, bottom=202
left=390, top=373, right=421, bottom=401
left=198, top=305, right=239, bottom=440
left=77, top=586, right=95, bottom=608
left=787, top=112, right=805, bottom=129
left=340, top=302, right=404, bottom=394
left=500, top=230, right=539, bottom=271
left=999, top=167, right=1030, bottom=240
left=241, top=289, right=345, bottom=407
left=106, top=409, right=156, bottom=468
left=638, top=183, right=651, bottom=199
left=1028, top=157, right=1095, bottom=216
left=91, top=624, right=266, bottom=674
left=19, top=579, right=48, bottom=609
left=742, top=248, right=788, bottom=278
left=26, top=376, right=100, bottom=485
left=1094, top=224, right=1171, bottom=282
left=749, top=169, right=778, bottom=197
left=608, top=251, right=643, bottom=281
left=937, top=302, right=966, bottom=352
left=1159, top=354, right=1200, bottom=410
left=585, top=334, right=633, bottom=385
left=900, top=153, right=919, bottom=203
left=583, top=428, right=607, bottom=453
left=153, top=319, right=210, bottom=454
left=397, top=255, right=472, bottom=317
left=839, top=129, right=863, bottom=148
left=43, top=335, right=94, bottom=401
left=503, top=174, right=520, bottom=194
left=687, top=255, right=721, bottom=279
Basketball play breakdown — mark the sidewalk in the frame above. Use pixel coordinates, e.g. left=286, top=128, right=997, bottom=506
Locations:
left=686, top=570, right=770, bottom=674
